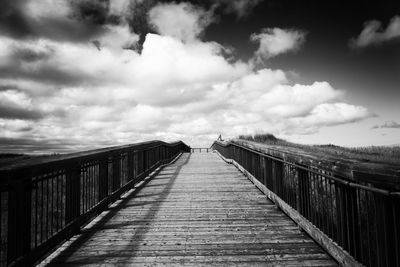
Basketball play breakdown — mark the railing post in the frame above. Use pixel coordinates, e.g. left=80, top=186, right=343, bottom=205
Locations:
left=335, top=185, right=359, bottom=257
left=264, top=158, right=273, bottom=190
left=260, top=156, right=266, bottom=186
left=141, top=150, right=146, bottom=175
left=380, top=196, right=398, bottom=267
left=374, top=194, right=397, bottom=267
left=128, top=150, right=134, bottom=181
left=112, top=154, right=121, bottom=192
left=65, top=165, right=80, bottom=225
left=157, top=146, right=160, bottom=164
left=272, top=160, right=284, bottom=197
left=161, top=146, right=164, bottom=161
left=139, top=150, right=144, bottom=173
left=98, top=157, right=108, bottom=201
left=335, top=183, right=345, bottom=249
left=297, top=167, right=310, bottom=217
left=7, top=171, right=31, bottom=264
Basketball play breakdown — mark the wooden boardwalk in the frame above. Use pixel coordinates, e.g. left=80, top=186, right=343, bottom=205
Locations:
left=40, top=153, right=337, bottom=266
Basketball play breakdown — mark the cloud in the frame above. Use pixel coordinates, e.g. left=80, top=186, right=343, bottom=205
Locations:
left=350, top=15, right=400, bottom=48
left=0, top=0, right=136, bottom=43
left=290, top=103, right=371, bottom=129
left=0, top=90, right=44, bottom=120
left=251, top=28, right=306, bottom=61
left=0, top=26, right=140, bottom=86
left=213, top=0, right=263, bottom=18
left=148, top=2, right=214, bottom=42
left=206, top=72, right=368, bottom=135
left=68, top=0, right=111, bottom=25
left=0, top=1, right=372, bottom=153
left=372, top=120, right=400, bottom=129
left=0, top=0, right=32, bottom=39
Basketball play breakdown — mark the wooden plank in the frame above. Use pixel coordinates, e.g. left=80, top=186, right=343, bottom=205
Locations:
left=38, top=153, right=337, bottom=266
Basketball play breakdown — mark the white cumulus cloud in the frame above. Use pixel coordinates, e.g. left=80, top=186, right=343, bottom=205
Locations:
left=251, top=28, right=306, bottom=61
left=350, top=15, right=400, bottom=48
left=290, top=103, right=371, bottom=128
left=148, top=2, right=214, bottom=42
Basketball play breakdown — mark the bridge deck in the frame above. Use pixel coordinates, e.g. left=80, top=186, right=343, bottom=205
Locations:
left=40, top=153, right=337, bottom=266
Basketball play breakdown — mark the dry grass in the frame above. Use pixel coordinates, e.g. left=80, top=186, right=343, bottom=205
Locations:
left=0, top=153, right=53, bottom=168
left=238, top=134, right=400, bottom=165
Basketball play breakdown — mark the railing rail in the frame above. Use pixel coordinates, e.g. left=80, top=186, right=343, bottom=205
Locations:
left=212, top=140, right=400, bottom=267
left=0, top=140, right=190, bottom=266
left=190, top=148, right=210, bottom=153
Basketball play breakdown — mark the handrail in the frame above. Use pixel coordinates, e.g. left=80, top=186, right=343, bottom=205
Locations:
left=229, top=141, right=400, bottom=196
left=212, top=140, right=400, bottom=267
left=190, top=147, right=211, bottom=153
left=0, top=140, right=190, bottom=266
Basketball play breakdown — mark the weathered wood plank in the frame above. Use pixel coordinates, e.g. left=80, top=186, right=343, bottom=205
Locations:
left=38, top=153, right=337, bottom=266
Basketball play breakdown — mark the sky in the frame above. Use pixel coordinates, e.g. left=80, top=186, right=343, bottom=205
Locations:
left=0, top=0, right=399, bottom=154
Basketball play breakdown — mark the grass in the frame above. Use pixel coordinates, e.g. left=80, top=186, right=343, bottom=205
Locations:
left=0, top=153, right=55, bottom=168
left=238, top=134, right=400, bottom=165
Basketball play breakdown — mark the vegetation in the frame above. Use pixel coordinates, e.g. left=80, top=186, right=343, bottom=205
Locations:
left=0, top=153, right=53, bottom=168
left=238, top=133, right=400, bottom=165
left=0, top=154, right=29, bottom=167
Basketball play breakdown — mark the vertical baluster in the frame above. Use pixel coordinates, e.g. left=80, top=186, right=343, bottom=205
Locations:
left=35, top=176, right=39, bottom=248
left=393, top=198, right=400, bottom=267
left=45, top=174, right=49, bottom=241
left=55, top=174, right=59, bottom=234
left=50, top=175, right=54, bottom=237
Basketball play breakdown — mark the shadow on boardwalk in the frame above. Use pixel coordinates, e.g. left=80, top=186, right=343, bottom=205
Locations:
left=44, top=154, right=191, bottom=265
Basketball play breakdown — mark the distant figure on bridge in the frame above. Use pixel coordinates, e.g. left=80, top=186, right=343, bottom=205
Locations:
left=217, top=134, right=223, bottom=141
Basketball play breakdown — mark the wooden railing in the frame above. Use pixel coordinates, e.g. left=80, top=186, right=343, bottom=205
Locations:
left=0, top=141, right=190, bottom=266
left=212, top=140, right=400, bottom=267
left=190, top=148, right=210, bottom=153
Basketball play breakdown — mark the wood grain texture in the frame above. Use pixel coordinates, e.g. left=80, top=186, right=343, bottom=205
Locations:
left=39, top=153, right=337, bottom=266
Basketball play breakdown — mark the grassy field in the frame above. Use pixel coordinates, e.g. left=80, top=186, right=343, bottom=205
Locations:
left=0, top=153, right=47, bottom=168
left=238, top=134, right=400, bottom=165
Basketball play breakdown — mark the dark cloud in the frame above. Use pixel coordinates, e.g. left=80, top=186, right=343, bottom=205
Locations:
left=0, top=84, right=20, bottom=91
left=1, top=0, right=257, bottom=49
left=212, top=0, right=264, bottom=18
left=66, top=0, right=154, bottom=49
left=0, top=0, right=33, bottom=38
left=0, top=64, right=90, bottom=86
left=92, top=40, right=102, bottom=51
left=12, top=46, right=54, bottom=63
left=0, top=0, right=110, bottom=42
left=31, top=17, right=108, bottom=43
left=69, top=0, right=111, bottom=25
left=0, top=105, right=43, bottom=120
left=372, top=120, right=400, bottom=129
left=0, top=40, right=94, bottom=86
left=126, top=0, right=158, bottom=51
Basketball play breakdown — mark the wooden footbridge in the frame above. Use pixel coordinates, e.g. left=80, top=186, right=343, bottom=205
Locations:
left=0, top=140, right=399, bottom=266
